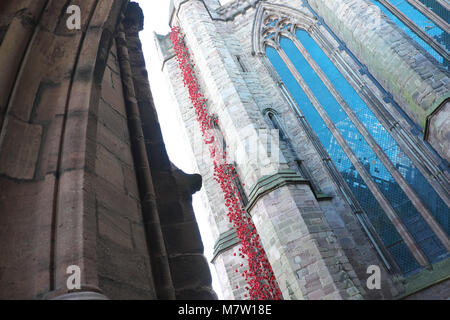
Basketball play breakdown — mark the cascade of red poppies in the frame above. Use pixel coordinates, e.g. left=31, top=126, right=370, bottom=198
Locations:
left=169, top=26, right=282, bottom=300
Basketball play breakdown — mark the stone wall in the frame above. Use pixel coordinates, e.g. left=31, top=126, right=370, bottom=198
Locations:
left=159, top=0, right=449, bottom=299
left=306, top=0, right=450, bottom=162
left=0, top=0, right=215, bottom=300
left=162, top=0, right=397, bottom=300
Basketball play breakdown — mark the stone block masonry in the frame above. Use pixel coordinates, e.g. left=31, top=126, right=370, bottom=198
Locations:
left=159, top=0, right=449, bottom=299
left=0, top=1, right=216, bottom=300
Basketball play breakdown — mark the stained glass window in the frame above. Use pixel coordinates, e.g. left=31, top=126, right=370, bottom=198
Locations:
left=265, top=28, right=449, bottom=275
left=371, top=0, right=449, bottom=69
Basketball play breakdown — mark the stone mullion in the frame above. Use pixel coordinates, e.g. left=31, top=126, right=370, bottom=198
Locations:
left=272, top=58, right=365, bottom=213
left=309, top=26, right=450, bottom=208
left=377, top=0, right=450, bottom=62
left=277, top=46, right=430, bottom=268
left=278, top=76, right=401, bottom=274
left=338, top=43, right=450, bottom=207
left=406, top=0, right=450, bottom=32
left=291, top=35, right=450, bottom=252
left=436, top=0, right=450, bottom=11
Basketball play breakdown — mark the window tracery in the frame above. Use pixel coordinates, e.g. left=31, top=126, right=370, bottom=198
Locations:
left=253, top=3, right=450, bottom=275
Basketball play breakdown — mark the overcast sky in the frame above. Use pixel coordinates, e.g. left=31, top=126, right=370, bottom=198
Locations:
left=134, top=0, right=227, bottom=298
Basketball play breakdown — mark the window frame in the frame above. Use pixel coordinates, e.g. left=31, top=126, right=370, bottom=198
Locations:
left=251, top=2, right=450, bottom=275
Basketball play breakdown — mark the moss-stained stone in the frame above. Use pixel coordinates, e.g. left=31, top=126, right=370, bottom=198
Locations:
left=397, top=258, right=450, bottom=299
left=425, top=98, right=450, bottom=162
left=307, top=0, right=450, bottom=133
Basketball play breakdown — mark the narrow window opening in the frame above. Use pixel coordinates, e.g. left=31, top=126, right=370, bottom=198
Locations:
left=236, top=55, right=248, bottom=72
left=231, top=163, right=249, bottom=207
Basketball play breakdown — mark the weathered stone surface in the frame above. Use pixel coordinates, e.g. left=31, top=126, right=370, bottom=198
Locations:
left=307, top=0, right=450, bottom=131
left=125, top=5, right=217, bottom=299
left=170, top=254, right=214, bottom=289
left=0, top=1, right=215, bottom=300
left=426, top=100, right=450, bottom=162
left=0, top=118, right=42, bottom=180
left=160, top=0, right=448, bottom=300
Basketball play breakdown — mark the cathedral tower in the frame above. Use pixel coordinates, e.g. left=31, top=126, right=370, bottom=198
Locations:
left=157, top=0, right=450, bottom=299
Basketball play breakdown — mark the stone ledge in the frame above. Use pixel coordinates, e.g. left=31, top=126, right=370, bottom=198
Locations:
left=424, top=97, right=450, bottom=162
left=211, top=229, right=239, bottom=262
left=245, top=170, right=331, bottom=213
left=396, top=257, right=450, bottom=299
left=154, top=32, right=176, bottom=71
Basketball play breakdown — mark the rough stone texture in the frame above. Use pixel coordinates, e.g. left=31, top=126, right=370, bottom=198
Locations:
left=426, top=100, right=450, bottom=162
left=0, top=1, right=215, bottom=300
left=159, top=0, right=449, bottom=299
left=405, top=279, right=450, bottom=300
left=307, top=0, right=449, bottom=128
left=123, top=7, right=217, bottom=299
left=95, top=37, right=155, bottom=299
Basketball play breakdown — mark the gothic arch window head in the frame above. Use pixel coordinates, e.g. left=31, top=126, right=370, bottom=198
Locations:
left=262, top=15, right=294, bottom=44
left=251, top=3, right=317, bottom=56
left=253, top=2, right=450, bottom=276
left=262, top=107, right=288, bottom=141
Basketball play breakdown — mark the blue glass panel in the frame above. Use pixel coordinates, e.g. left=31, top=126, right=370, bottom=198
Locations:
left=371, top=0, right=449, bottom=69
left=282, top=33, right=448, bottom=264
left=269, top=34, right=450, bottom=272
left=295, top=30, right=398, bottom=152
left=394, top=0, right=449, bottom=50
left=388, top=241, right=422, bottom=273
left=266, top=45, right=420, bottom=274
left=418, top=0, right=449, bottom=23
left=385, top=145, right=450, bottom=234
left=295, top=29, right=450, bottom=239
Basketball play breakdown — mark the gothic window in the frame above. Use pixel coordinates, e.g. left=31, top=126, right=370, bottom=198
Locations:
left=212, top=119, right=247, bottom=206
left=371, top=0, right=449, bottom=69
left=264, top=108, right=323, bottom=195
left=212, top=117, right=227, bottom=154
left=257, top=6, right=450, bottom=275
left=231, top=163, right=249, bottom=207
left=236, top=55, right=248, bottom=72
left=264, top=109, right=288, bottom=141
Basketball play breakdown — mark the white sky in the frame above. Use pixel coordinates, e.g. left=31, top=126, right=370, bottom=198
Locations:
left=135, top=0, right=224, bottom=299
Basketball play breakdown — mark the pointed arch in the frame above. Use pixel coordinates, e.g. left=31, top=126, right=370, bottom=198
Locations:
left=253, top=1, right=450, bottom=276
left=251, top=2, right=316, bottom=55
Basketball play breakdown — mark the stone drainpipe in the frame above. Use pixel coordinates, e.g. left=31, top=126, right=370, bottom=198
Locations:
left=115, top=22, right=176, bottom=300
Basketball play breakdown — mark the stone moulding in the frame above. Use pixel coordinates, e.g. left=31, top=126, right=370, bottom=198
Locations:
left=424, top=97, right=450, bottom=162
left=154, top=32, right=176, bottom=71
left=396, top=257, right=450, bottom=300
left=211, top=229, right=239, bottom=262
left=216, top=0, right=261, bottom=21
left=169, top=0, right=263, bottom=26
left=251, top=2, right=317, bottom=56
left=424, top=94, right=450, bottom=135
left=169, top=0, right=225, bottom=27
left=246, top=170, right=314, bottom=213
left=246, top=170, right=332, bottom=213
